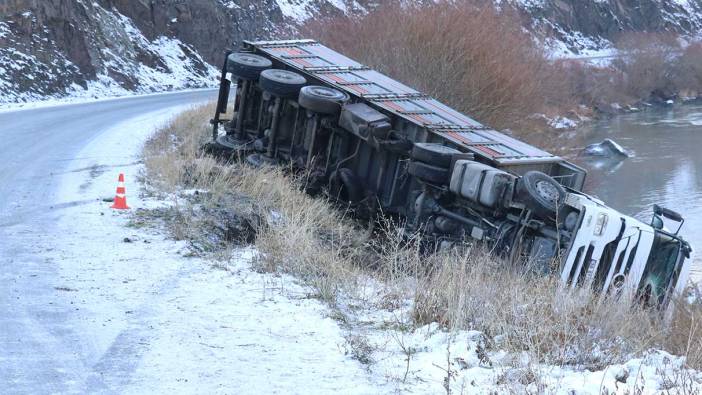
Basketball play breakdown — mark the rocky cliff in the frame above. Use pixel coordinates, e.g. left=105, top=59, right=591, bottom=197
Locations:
left=0, top=0, right=221, bottom=102
left=1, top=0, right=701, bottom=104
left=509, top=0, right=702, bottom=55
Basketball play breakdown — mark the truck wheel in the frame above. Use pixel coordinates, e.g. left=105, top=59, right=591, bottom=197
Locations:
left=298, top=86, right=349, bottom=115
left=227, top=53, right=272, bottom=80
left=259, top=69, right=306, bottom=98
left=411, top=143, right=461, bottom=168
left=408, top=161, right=450, bottom=184
left=515, top=171, right=565, bottom=219
left=329, top=168, right=364, bottom=203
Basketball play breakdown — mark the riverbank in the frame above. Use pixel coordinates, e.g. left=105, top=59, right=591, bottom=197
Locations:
left=590, top=95, right=702, bottom=118
left=305, top=3, right=702, bottom=138
left=131, top=103, right=702, bottom=393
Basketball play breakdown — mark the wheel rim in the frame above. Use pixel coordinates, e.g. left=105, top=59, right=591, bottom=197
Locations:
left=230, top=53, right=270, bottom=68
left=308, top=86, right=346, bottom=100
left=263, top=69, right=306, bottom=85
left=240, top=55, right=263, bottom=65
left=274, top=71, right=295, bottom=81
left=535, top=180, right=560, bottom=204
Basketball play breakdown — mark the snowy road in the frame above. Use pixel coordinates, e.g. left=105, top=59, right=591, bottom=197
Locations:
left=0, top=91, right=216, bottom=392
left=0, top=90, right=386, bottom=394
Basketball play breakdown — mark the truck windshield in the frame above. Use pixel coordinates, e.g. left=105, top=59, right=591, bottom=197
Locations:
left=637, top=231, right=681, bottom=306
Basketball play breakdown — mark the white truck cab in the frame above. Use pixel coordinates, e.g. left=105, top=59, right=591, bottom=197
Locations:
left=560, top=192, right=692, bottom=308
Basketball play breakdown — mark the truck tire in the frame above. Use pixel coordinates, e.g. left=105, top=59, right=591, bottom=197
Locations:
left=259, top=69, right=306, bottom=98
left=227, top=53, right=272, bottom=80
left=408, top=161, right=450, bottom=184
left=411, top=143, right=461, bottom=168
left=515, top=171, right=565, bottom=219
left=298, top=85, right=349, bottom=115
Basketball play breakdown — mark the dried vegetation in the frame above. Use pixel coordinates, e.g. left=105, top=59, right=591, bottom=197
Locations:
left=304, top=1, right=702, bottom=134
left=141, top=105, right=702, bottom=376
left=305, top=2, right=572, bottom=131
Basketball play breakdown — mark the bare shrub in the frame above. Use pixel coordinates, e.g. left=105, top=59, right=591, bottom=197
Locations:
left=557, top=60, right=631, bottom=107
left=558, top=34, right=702, bottom=109
left=304, top=2, right=572, bottom=131
left=671, top=42, right=702, bottom=97
left=614, top=32, right=681, bottom=100
left=304, top=2, right=698, bottom=128
left=667, top=296, right=702, bottom=369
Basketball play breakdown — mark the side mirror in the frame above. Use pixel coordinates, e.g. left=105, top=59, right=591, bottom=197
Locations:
left=652, top=204, right=685, bottom=235
left=653, top=204, right=683, bottom=222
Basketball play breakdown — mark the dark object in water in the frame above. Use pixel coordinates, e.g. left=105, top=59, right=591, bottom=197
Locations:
left=582, top=139, right=629, bottom=158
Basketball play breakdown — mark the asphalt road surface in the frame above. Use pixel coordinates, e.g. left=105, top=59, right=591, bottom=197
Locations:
left=0, top=90, right=216, bottom=393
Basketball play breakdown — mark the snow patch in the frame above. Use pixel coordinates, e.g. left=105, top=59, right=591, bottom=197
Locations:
left=46, top=103, right=388, bottom=393
left=274, top=0, right=365, bottom=23
left=0, top=22, right=9, bottom=39
left=364, top=322, right=702, bottom=394
left=549, top=116, right=578, bottom=130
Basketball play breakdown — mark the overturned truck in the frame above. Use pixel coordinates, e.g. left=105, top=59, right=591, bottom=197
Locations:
left=210, top=39, right=692, bottom=309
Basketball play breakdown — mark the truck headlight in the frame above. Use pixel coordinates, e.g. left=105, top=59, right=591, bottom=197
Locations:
left=594, top=213, right=608, bottom=236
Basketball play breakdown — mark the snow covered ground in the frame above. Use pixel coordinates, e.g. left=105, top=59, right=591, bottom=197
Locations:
left=43, top=105, right=388, bottom=393
left=364, top=322, right=702, bottom=393
left=35, top=105, right=702, bottom=393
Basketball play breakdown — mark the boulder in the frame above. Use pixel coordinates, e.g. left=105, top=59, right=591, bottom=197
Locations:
left=581, top=138, right=629, bottom=158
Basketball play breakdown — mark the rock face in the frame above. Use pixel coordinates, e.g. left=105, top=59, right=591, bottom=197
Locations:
left=103, top=0, right=286, bottom=66
left=0, top=0, right=372, bottom=103
left=0, top=0, right=221, bottom=102
left=508, top=0, right=702, bottom=54
left=1, top=0, right=701, bottom=103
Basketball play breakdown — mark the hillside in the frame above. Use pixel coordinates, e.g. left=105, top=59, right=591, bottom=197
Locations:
left=510, top=0, right=702, bottom=56
left=1, top=0, right=702, bottom=104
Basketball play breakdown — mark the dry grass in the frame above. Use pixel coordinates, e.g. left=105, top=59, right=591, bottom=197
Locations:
left=562, top=34, right=702, bottom=109
left=142, top=103, right=369, bottom=301
left=304, top=2, right=572, bottom=131
left=411, top=247, right=666, bottom=368
left=669, top=293, right=702, bottom=369
left=142, top=104, right=702, bottom=372
left=304, top=3, right=702, bottom=126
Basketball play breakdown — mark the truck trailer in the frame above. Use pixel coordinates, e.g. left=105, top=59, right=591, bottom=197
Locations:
left=210, top=39, right=692, bottom=309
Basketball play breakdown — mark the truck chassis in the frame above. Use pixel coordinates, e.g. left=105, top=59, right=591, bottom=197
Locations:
left=210, top=39, right=691, bottom=309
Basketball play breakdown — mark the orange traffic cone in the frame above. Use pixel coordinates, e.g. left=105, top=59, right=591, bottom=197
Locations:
left=110, top=173, right=130, bottom=210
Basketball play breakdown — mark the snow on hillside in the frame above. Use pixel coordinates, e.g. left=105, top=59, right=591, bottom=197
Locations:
left=273, top=0, right=367, bottom=23
left=498, top=0, right=702, bottom=58
left=2, top=0, right=702, bottom=105
left=0, top=3, right=218, bottom=105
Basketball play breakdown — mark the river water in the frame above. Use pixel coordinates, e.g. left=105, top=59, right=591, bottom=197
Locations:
left=576, top=103, right=702, bottom=283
